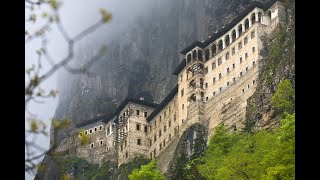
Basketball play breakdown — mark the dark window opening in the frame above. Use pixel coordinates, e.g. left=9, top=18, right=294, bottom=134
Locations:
left=192, top=50, right=197, bottom=60
left=187, top=54, right=191, bottom=64
left=137, top=110, right=140, bottom=115
left=137, top=139, right=141, bottom=145
left=232, top=30, right=236, bottom=42
left=233, top=63, right=235, bottom=69
left=218, top=40, right=223, bottom=52
left=144, top=112, right=148, bottom=117
left=144, top=126, right=148, bottom=133
left=212, top=45, right=217, bottom=57
left=205, top=49, right=210, bottom=61
left=225, top=35, right=230, bottom=47
left=218, top=58, right=222, bottom=65
left=245, top=19, right=249, bottom=30
left=198, top=49, right=203, bottom=61
left=136, top=124, right=140, bottom=131
left=238, top=25, right=243, bottom=35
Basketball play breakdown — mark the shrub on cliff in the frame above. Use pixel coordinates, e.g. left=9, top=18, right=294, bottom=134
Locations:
left=128, top=159, right=165, bottom=180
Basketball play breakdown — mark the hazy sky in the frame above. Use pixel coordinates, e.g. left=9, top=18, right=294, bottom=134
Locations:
left=25, top=0, right=165, bottom=179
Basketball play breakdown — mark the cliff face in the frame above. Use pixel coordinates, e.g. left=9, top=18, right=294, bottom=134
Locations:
left=53, top=0, right=263, bottom=137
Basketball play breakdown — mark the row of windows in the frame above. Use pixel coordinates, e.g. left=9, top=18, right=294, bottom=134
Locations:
left=89, top=140, right=104, bottom=149
left=204, top=63, right=257, bottom=102
left=80, top=125, right=104, bottom=137
left=150, top=125, right=179, bottom=159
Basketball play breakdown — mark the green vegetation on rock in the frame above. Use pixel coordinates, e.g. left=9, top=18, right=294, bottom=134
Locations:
left=128, top=160, right=165, bottom=180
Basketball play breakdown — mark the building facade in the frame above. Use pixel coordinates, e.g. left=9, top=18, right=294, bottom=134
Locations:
left=70, top=0, right=285, bottom=168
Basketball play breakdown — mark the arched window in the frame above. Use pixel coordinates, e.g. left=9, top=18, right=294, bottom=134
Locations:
left=232, top=30, right=236, bottom=42
left=211, top=45, right=217, bottom=57
left=192, top=50, right=197, bottom=60
left=267, top=10, right=272, bottom=20
left=225, top=35, right=230, bottom=47
left=218, top=40, right=223, bottom=52
left=258, top=12, right=262, bottom=22
left=187, top=54, right=191, bottom=64
left=244, top=19, right=249, bottom=31
left=198, top=50, right=203, bottom=61
left=205, top=49, right=210, bottom=61
left=251, top=13, right=256, bottom=25
left=238, top=24, right=243, bottom=36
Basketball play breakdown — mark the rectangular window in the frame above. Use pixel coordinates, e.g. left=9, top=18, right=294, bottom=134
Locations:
left=125, top=140, right=127, bottom=147
left=253, top=61, right=255, bottom=66
left=238, top=42, right=242, bottom=50
left=219, top=73, right=222, bottom=80
left=120, top=145, right=123, bottom=151
left=246, top=67, right=248, bottom=72
left=91, top=143, right=94, bottom=149
left=164, top=111, right=167, bottom=118
left=253, top=80, right=255, bottom=84
left=233, top=77, right=236, bottom=82
left=232, top=47, right=235, bottom=55
left=218, top=58, right=222, bottom=65
left=149, top=126, right=152, bottom=133
left=205, top=67, right=208, bottom=74
left=219, top=87, right=222, bottom=92
left=244, top=36, right=248, bottom=45
left=160, top=143, right=162, bottom=150
left=137, top=139, right=141, bottom=145
left=243, top=89, right=245, bottom=93
left=100, top=140, right=103, bottom=145
left=251, top=31, right=255, bottom=39
left=225, top=52, right=230, bottom=60
left=126, top=152, right=128, bottom=159
left=181, top=89, right=184, bottom=97
left=205, top=83, right=208, bottom=88
left=182, top=104, right=184, bottom=110
left=206, top=97, right=208, bottom=101
left=169, top=134, right=172, bottom=140
left=174, top=114, right=176, bottom=121
left=79, top=132, right=83, bottom=137
left=213, top=77, right=216, bottom=84
left=154, top=135, right=157, bottom=142
left=252, top=47, right=255, bottom=53
left=154, top=149, right=156, bottom=158
left=163, top=139, right=166, bottom=147
left=89, top=129, right=92, bottom=134
left=99, top=125, right=103, bottom=130
left=95, top=128, right=97, bottom=132
left=213, top=91, right=216, bottom=96
left=137, top=110, right=140, bottom=115
left=150, top=140, right=152, bottom=146
left=240, top=57, right=243, bottom=63
left=155, top=120, right=157, bottom=128
left=164, top=125, right=167, bottom=133
left=144, top=126, right=148, bottom=133
left=169, top=120, right=171, bottom=128
left=245, top=53, right=248, bottom=59
left=159, top=130, right=162, bottom=137
left=240, top=71, right=243, bottom=76
left=144, top=112, right=148, bottom=117
left=136, top=124, right=140, bottom=131
left=85, top=131, right=88, bottom=135
left=227, top=68, right=230, bottom=74
left=233, top=63, right=235, bottom=69
left=212, top=62, right=216, bottom=70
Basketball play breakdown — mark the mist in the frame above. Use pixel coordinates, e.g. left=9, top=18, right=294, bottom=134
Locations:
left=26, top=0, right=176, bottom=179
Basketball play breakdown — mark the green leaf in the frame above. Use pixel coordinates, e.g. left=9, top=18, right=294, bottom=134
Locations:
left=99, top=9, right=112, bottom=23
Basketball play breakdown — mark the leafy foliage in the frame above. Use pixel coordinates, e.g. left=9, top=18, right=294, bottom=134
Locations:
left=197, top=114, right=295, bottom=180
left=118, top=157, right=151, bottom=180
left=272, top=79, right=295, bottom=114
left=128, top=160, right=165, bottom=180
